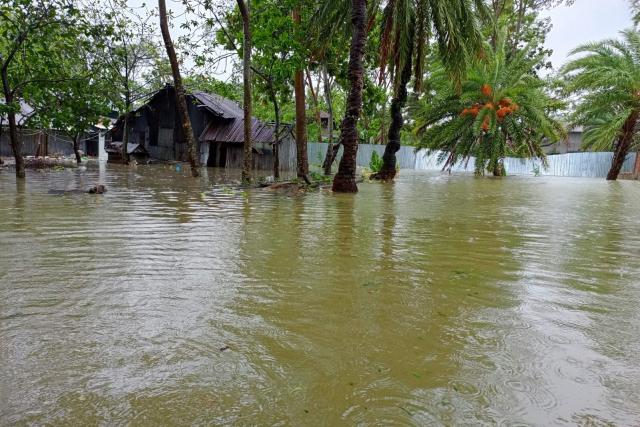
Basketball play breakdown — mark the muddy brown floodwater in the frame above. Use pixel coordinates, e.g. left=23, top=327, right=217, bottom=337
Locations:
left=1, top=164, right=640, bottom=425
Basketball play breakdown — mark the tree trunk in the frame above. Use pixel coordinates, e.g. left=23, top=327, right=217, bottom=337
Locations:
left=73, top=133, right=82, bottom=164
left=1, top=117, right=5, bottom=165
left=332, top=0, right=367, bottom=193
left=322, top=64, right=336, bottom=175
left=607, top=111, right=639, bottom=180
left=492, top=160, right=504, bottom=176
left=293, top=8, right=310, bottom=184
left=159, top=0, right=201, bottom=177
left=305, top=69, right=323, bottom=144
left=373, top=48, right=413, bottom=181
left=634, top=149, right=640, bottom=178
left=236, top=0, right=253, bottom=184
left=413, top=1, right=426, bottom=94
left=1, top=69, right=24, bottom=178
left=122, top=100, right=130, bottom=165
left=269, top=83, right=280, bottom=180
left=512, top=0, right=526, bottom=56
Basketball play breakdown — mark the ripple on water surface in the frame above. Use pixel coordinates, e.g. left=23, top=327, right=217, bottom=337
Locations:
left=1, top=166, right=640, bottom=425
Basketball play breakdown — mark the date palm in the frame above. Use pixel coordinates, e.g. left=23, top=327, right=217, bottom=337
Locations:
left=412, top=36, right=565, bottom=175
left=562, top=29, right=640, bottom=180
left=372, top=0, right=485, bottom=180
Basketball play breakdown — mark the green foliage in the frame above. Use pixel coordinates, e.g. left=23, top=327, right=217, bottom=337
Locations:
left=412, top=33, right=565, bottom=175
left=562, top=29, right=640, bottom=151
left=369, top=150, right=383, bottom=173
left=309, top=171, right=332, bottom=183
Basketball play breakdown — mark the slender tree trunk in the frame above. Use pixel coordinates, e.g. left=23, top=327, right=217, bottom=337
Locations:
left=322, top=64, right=336, bottom=175
left=159, top=0, right=201, bottom=177
left=512, top=0, right=526, bottom=56
left=373, top=48, right=413, bottom=181
left=607, top=111, right=639, bottom=180
left=634, top=149, right=640, bottom=178
left=73, top=133, right=82, bottom=164
left=305, top=69, right=323, bottom=144
left=332, top=0, right=367, bottom=193
left=293, top=8, right=310, bottom=184
left=1, top=117, right=5, bottom=165
left=122, top=96, right=130, bottom=165
left=236, top=0, right=253, bottom=184
left=269, top=83, right=280, bottom=180
left=1, top=71, right=24, bottom=178
left=413, top=1, right=426, bottom=94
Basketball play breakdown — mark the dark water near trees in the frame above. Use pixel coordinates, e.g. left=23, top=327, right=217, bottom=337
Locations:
left=1, top=165, right=640, bottom=425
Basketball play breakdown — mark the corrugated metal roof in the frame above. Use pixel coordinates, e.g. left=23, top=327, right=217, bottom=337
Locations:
left=200, top=118, right=292, bottom=145
left=192, top=91, right=244, bottom=119
left=0, top=99, right=35, bottom=125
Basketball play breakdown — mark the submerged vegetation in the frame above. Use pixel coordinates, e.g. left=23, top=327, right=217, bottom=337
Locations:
left=0, top=0, right=639, bottom=186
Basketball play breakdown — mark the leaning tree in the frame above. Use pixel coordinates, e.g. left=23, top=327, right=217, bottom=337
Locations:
left=563, top=29, right=640, bottom=180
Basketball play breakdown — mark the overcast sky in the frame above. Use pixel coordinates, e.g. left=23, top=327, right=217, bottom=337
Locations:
left=542, top=0, right=633, bottom=70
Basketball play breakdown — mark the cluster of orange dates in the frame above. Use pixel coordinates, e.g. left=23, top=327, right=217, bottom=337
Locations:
left=459, top=84, right=519, bottom=131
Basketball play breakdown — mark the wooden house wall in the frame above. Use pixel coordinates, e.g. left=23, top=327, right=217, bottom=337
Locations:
left=222, top=133, right=296, bottom=172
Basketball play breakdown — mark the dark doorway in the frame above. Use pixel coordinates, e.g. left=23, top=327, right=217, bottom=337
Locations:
left=207, top=142, right=226, bottom=167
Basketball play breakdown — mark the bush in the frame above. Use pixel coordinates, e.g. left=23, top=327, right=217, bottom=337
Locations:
left=369, top=151, right=383, bottom=173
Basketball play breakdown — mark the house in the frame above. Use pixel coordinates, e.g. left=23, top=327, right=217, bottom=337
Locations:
left=109, top=85, right=296, bottom=170
left=319, top=111, right=337, bottom=141
left=543, top=127, right=586, bottom=154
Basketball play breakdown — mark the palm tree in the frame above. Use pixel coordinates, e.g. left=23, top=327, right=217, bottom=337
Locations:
left=332, top=0, right=368, bottom=192
left=371, top=0, right=485, bottom=180
left=412, top=37, right=565, bottom=175
left=563, top=29, right=640, bottom=180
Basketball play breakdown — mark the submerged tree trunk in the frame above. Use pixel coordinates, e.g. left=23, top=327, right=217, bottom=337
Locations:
left=332, top=0, right=367, bottom=193
left=159, top=0, right=201, bottom=177
left=0, top=117, right=4, bottom=165
left=293, top=8, right=310, bottom=184
left=321, top=64, right=336, bottom=175
left=269, top=82, right=280, bottom=180
left=373, top=49, right=413, bottom=181
left=122, top=100, right=130, bottom=165
left=607, top=111, right=639, bottom=180
left=237, top=0, right=253, bottom=184
left=73, top=133, right=82, bottom=164
left=1, top=69, right=24, bottom=178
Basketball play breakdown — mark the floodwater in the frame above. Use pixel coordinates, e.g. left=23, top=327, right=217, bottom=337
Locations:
left=1, top=164, right=640, bottom=426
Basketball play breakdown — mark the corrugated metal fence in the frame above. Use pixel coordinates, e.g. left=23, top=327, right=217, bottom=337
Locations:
left=307, top=143, right=416, bottom=170
left=0, top=129, right=83, bottom=157
left=307, top=142, right=637, bottom=178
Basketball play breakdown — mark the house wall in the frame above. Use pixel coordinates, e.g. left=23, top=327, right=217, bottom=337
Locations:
left=123, top=91, right=211, bottom=163
left=220, top=133, right=297, bottom=172
left=543, top=131, right=585, bottom=154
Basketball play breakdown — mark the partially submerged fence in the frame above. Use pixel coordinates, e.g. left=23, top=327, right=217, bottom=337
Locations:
left=307, top=142, right=638, bottom=178
left=0, top=129, right=84, bottom=158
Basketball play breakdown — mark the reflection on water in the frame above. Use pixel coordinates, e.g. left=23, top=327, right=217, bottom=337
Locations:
left=1, top=165, right=640, bottom=425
